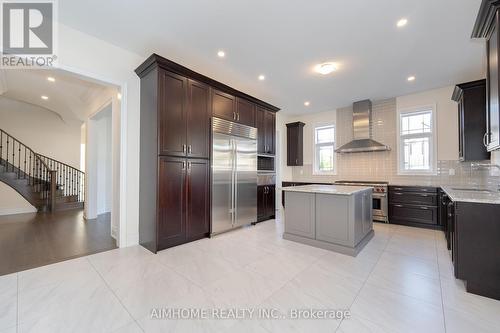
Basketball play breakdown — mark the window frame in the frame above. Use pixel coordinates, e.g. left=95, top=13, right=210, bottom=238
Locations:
left=396, top=104, right=437, bottom=175
left=313, top=123, right=337, bottom=175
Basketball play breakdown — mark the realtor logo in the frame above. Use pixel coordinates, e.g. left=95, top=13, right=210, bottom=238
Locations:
left=1, top=0, right=57, bottom=67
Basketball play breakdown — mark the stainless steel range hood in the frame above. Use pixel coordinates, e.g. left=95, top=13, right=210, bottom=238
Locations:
left=335, top=99, right=391, bottom=153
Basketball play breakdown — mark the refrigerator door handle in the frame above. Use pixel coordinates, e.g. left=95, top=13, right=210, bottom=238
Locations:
left=233, top=139, right=238, bottom=226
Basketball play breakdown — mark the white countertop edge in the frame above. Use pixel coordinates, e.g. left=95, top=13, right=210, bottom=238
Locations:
left=281, top=185, right=373, bottom=196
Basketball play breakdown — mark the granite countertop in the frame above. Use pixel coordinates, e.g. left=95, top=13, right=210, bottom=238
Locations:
left=281, top=184, right=373, bottom=195
left=441, top=186, right=500, bottom=205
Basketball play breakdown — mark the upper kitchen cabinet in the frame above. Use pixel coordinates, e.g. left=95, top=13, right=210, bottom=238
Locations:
left=212, top=90, right=256, bottom=127
left=286, top=122, right=305, bottom=166
left=256, top=106, right=276, bottom=155
left=212, top=89, right=236, bottom=122
left=473, top=1, right=500, bottom=151
left=236, top=97, right=256, bottom=127
left=156, top=69, right=210, bottom=158
left=452, top=79, right=490, bottom=161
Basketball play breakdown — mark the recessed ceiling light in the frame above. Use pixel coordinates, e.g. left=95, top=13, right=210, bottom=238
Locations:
left=397, top=18, right=408, bottom=27
left=407, top=75, right=415, bottom=82
left=217, top=50, right=225, bottom=58
left=47, top=77, right=55, bottom=82
left=314, top=62, right=337, bottom=75
left=304, top=101, right=310, bottom=106
left=258, top=74, right=265, bottom=81
left=41, top=95, right=48, bottom=100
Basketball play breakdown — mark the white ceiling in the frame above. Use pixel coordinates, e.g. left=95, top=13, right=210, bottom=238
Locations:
left=0, top=69, right=116, bottom=124
left=60, top=0, right=485, bottom=115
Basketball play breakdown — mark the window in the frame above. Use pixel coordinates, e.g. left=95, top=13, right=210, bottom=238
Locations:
left=397, top=106, right=436, bottom=175
left=314, top=125, right=336, bottom=174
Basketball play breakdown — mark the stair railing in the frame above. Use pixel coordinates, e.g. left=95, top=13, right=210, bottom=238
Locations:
left=0, top=128, right=85, bottom=211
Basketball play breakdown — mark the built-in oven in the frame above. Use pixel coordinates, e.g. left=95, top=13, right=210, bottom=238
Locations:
left=334, top=181, right=389, bottom=223
left=372, top=191, right=388, bottom=223
left=258, top=155, right=275, bottom=173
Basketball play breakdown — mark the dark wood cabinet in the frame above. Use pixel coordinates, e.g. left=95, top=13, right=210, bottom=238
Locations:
left=212, top=89, right=236, bottom=122
left=187, top=80, right=210, bottom=159
left=256, top=107, right=276, bottom=155
left=257, top=185, right=275, bottom=222
left=450, top=200, right=500, bottom=300
left=388, top=186, right=441, bottom=229
left=452, top=79, right=490, bottom=161
left=158, top=71, right=187, bottom=157
left=186, top=159, right=210, bottom=240
left=136, top=54, right=279, bottom=253
left=157, top=157, right=209, bottom=250
left=473, top=2, right=500, bottom=151
left=286, top=122, right=305, bottom=166
left=236, top=98, right=255, bottom=127
left=158, top=157, right=187, bottom=249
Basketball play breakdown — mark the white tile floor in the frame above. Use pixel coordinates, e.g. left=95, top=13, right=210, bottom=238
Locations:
left=2, top=216, right=500, bottom=332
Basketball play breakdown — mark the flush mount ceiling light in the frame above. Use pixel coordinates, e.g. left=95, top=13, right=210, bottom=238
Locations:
left=41, top=95, right=48, bottom=100
left=314, top=62, right=337, bottom=75
left=47, top=77, right=55, bottom=82
left=304, top=101, right=310, bottom=106
left=217, top=50, right=225, bottom=58
left=407, top=75, right=416, bottom=82
left=258, top=74, right=265, bottom=81
left=397, top=18, right=408, bottom=27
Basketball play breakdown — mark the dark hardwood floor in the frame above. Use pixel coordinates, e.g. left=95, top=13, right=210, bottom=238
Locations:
left=0, top=209, right=117, bottom=276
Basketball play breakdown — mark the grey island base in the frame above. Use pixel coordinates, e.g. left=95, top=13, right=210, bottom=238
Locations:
left=282, top=185, right=374, bottom=257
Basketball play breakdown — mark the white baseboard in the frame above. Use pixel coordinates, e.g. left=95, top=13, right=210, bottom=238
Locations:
left=0, top=207, right=37, bottom=216
left=125, top=232, right=139, bottom=247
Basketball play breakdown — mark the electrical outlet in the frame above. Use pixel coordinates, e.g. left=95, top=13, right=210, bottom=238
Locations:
left=299, top=169, right=303, bottom=175
left=449, top=168, right=455, bottom=176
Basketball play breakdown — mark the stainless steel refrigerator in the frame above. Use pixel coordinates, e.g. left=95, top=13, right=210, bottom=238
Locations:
left=211, top=117, right=257, bottom=235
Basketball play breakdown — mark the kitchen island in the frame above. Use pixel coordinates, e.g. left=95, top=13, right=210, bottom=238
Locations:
left=282, top=185, right=373, bottom=256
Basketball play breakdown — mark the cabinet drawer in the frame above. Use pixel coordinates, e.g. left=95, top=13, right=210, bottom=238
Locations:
left=389, top=204, right=438, bottom=225
left=389, top=192, right=438, bottom=206
left=389, top=186, right=438, bottom=193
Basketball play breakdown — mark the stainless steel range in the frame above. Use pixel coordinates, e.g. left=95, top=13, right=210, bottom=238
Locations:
left=334, top=181, right=389, bottom=223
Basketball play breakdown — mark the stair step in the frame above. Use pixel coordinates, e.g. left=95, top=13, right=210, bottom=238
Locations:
left=55, top=201, right=84, bottom=211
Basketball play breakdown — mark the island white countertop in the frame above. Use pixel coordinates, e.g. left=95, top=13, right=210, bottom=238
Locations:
left=441, top=186, right=500, bottom=205
left=281, top=184, right=372, bottom=195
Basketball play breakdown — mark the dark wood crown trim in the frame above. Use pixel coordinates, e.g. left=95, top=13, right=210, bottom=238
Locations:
left=451, top=79, right=486, bottom=101
left=135, top=53, right=280, bottom=112
left=472, top=0, right=500, bottom=38
left=286, top=121, right=305, bottom=127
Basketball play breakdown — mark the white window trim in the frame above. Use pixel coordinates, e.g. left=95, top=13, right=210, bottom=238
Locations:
left=313, top=123, right=337, bottom=176
left=396, top=104, right=437, bottom=176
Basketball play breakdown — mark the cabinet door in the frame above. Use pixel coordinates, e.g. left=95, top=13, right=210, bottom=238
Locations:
left=458, top=99, right=464, bottom=160
left=187, top=80, right=210, bottom=159
left=266, top=185, right=276, bottom=218
left=257, top=185, right=266, bottom=220
left=212, top=89, right=236, bottom=122
left=284, top=192, right=315, bottom=239
left=158, top=157, right=186, bottom=250
left=186, top=159, right=210, bottom=240
left=487, top=21, right=500, bottom=150
left=158, top=70, right=187, bottom=156
left=287, top=125, right=299, bottom=166
left=264, top=111, right=275, bottom=154
left=255, top=107, right=266, bottom=154
left=236, top=98, right=255, bottom=127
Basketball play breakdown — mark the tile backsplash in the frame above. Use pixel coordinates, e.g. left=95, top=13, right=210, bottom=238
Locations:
left=289, top=98, right=500, bottom=188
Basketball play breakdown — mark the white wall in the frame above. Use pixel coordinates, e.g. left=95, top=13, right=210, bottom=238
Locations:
left=0, top=96, right=81, bottom=215
left=0, top=96, right=81, bottom=168
left=57, top=23, right=143, bottom=246
left=396, top=86, right=458, bottom=161
left=95, top=106, right=112, bottom=215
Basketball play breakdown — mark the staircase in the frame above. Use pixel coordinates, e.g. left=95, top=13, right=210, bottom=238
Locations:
left=0, top=129, right=85, bottom=212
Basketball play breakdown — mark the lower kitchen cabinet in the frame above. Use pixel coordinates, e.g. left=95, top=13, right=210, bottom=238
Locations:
left=157, top=157, right=209, bottom=251
left=450, top=200, right=500, bottom=300
left=257, top=185, right=275, bottom=222
left=388, top=185, right=441, bottom=229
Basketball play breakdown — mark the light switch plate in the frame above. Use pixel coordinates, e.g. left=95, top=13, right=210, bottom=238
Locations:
left=449, top=168, right=455, bottom=176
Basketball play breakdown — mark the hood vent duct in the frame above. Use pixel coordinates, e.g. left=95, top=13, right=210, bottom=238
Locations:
left=335, top=99, right=391, bottom=153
